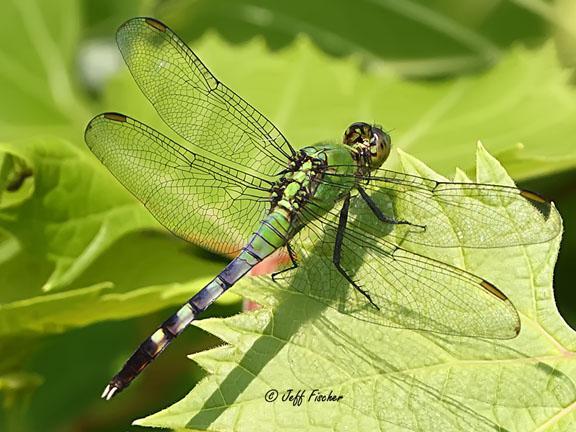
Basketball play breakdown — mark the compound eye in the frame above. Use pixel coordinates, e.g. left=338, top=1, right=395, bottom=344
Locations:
left=354, top=131, right=365, bottom=143
left=369, top=127, right=392, bottom=169
left=344, top=130, right=362, bottom=145
left=343, top=122, right=372, bottom=146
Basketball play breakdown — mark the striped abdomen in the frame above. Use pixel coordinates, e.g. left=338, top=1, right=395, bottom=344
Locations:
left=102, top=211, right=290, bottom=400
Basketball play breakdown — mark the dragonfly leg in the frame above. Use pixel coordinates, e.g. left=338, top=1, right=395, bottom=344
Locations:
left=333, top=193, right=380, bottom=311
left=357, top=186, right=425, bottom=230
left=271, top=243, right=299, bottom=281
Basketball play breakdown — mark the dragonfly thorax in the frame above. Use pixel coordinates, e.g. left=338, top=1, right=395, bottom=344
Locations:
left=343, top=122, right=391, bottom=172
left=270, top=150, right=327, bottom=217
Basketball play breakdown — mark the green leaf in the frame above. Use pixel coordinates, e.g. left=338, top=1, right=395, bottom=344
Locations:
left=106, top=34, right=576, bottom=187
left=0, top=280, right=214, bottom=337
left=0, top=137, right=157, bottom=291
left=0, top=372, right=43, bottom=401
left=554, top=0, right=576, bottom=72
left=0, top=228, right=234, bottom=337
left=0, top=0, right=89, bottom=142
left=0, top=132, right=238, bottom=340
left=159, top=0, right=551, bottom=77
left=0, top=227, right=234, bottom=427
left=136, top=147, right=572, bottom=431
left=0, top=371, right=44, bottom=421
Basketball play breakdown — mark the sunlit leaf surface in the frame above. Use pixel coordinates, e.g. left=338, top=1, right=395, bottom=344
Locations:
left=137, top=146, right=572, bottom=432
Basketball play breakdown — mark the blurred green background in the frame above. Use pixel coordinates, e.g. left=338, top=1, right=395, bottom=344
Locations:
left=0, top=0, right=575, bottom=431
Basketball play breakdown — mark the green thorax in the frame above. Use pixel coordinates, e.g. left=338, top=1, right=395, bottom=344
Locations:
left=270, top=143, right=358, bottom=236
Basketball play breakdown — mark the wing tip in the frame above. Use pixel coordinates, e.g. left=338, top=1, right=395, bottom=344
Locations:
left=480, top=279, right=508, bottom=302
left=84, top=115, right=100, bottom=144
left=116, top=17, right=169, bottom=62
left=85, top=111, right=127, bottom=131
left=520, top=189, right=553, bottom=219
left=520, top=189, right=548, bottom=204
left=84, top=112, right=129, bottom=147
left=479, top=279, right=521, bottom=338
left=118, top=17, right=167, bottom=33
left=514, top=319, right=521, bottom=337
left=103, top=112, right=128, bottom=123
left=144, top=17, right=167, bottom=32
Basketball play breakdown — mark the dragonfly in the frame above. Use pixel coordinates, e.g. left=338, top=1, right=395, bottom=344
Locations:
left=85, top=17, right=561, bottom=400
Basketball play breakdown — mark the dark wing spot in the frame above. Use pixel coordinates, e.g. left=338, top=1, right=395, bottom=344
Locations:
left=144, top=17, right=167, bottom=32
left=520, top=189, right=552, bottom=219
left=520, top=189, right=547, bottom=204
left=480, top=280, right=508, bottom=302
left=104, top=112, right=127, bottom=123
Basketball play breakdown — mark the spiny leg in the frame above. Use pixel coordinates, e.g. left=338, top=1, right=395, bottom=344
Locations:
left=272, top=242, right=298, bottom=281
left=357, top=186, right=425, bottom=230
left=333, top=193, right=380, bottom=310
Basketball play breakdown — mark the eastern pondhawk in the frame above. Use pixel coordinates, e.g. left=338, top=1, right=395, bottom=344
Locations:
left=84, top=17, right=561, bottom=400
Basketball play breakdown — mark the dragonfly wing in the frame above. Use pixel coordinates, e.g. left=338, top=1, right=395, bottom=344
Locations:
left=85, top=113, right=271, bottom=255
left=324, top=169, right=561, bottom=248
left=115, top=17, right=295, bottom=178
left=287, top=204, right=520, bottom=339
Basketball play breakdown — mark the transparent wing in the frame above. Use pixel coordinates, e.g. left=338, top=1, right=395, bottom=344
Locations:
left=286, top=202, right=520, bottom=339
left=323, top=169, right=561, bottom=248
left=85, top=113, right=272, bottom=255
left=115, top=17, right=295, bottom=178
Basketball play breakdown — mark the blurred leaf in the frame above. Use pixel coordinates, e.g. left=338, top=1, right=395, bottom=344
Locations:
left=0, top=280, right=207, bottom=337
left=0, top=0, right=89, bottom=142
left=81, top=0, right=147, bottom=37
left=0, top=371, right=43, bottom=430
left=137, top=147, right=572, bottom=432
left=0, top=336, right=42, bottom=431
left=0, top=2, right=572, bottom=431
left=0, top=137, right=157, bottom=291
left=0, top=249, right=54, bottom=304
left=518, top=167, right=576, bottom=336
left=106, top=33, right=576, bottom=187
left=0, top=228, right=234, bottom=428
left=0, top=227, right=235, bottom=337
left=0, top=337, right=39, bottom=374
left=157, top=0, right=550, bottom=77
left=0, top=372, right=43, bottom=406
left=553, top=0, right=576, bottom=76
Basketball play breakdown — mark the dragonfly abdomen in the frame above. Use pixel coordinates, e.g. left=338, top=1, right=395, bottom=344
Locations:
left=102, top=212, right=290, bottom=400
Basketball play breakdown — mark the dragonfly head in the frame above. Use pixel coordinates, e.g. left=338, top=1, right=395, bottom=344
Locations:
left=343, top=122, right=391, bottom=171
